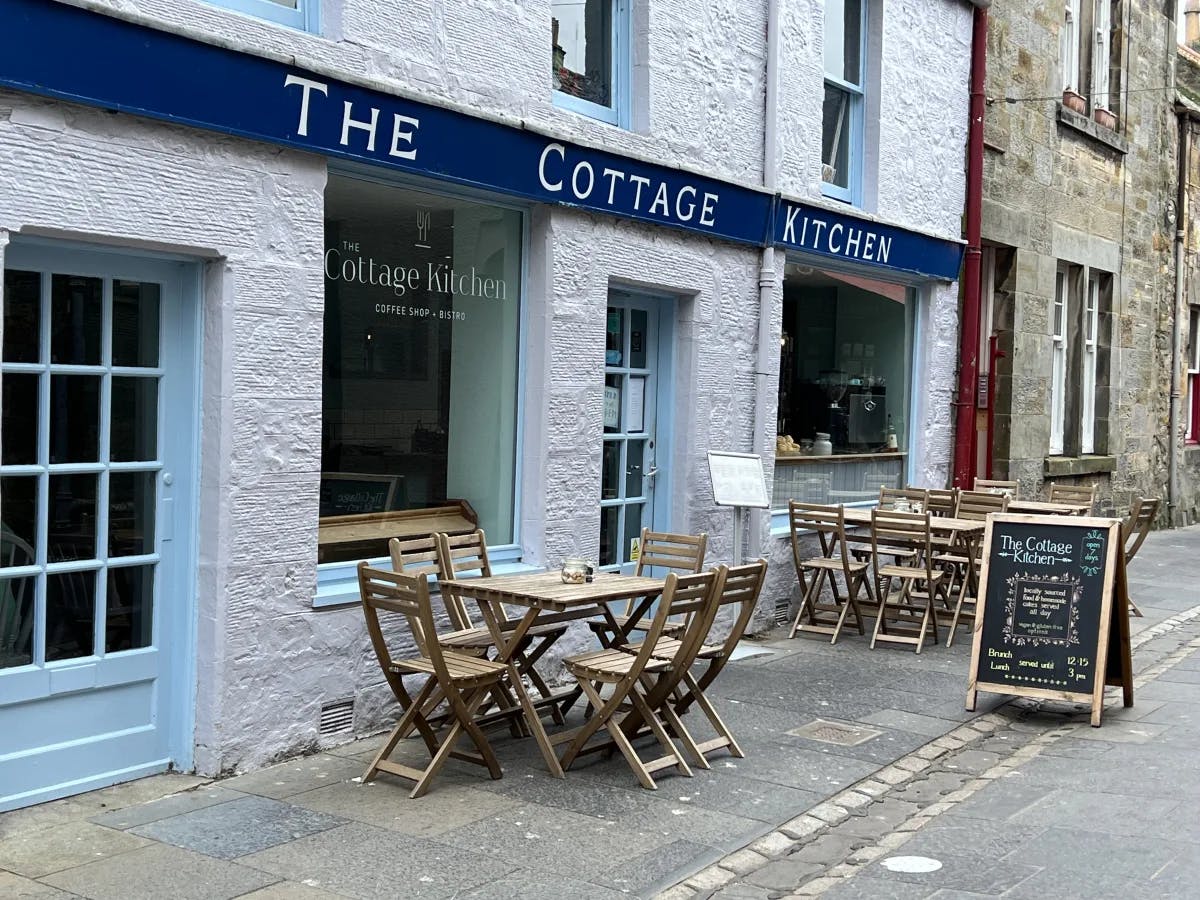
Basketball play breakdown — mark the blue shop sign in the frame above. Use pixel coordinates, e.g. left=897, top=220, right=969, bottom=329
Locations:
left=775, top=199, right=964, bottom=281
left=0, top=0, right=964, bottom=279
left=0, top=0, right=770, bottom=247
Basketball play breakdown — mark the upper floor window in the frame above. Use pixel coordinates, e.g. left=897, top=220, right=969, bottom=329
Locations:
left=207, top=0, right=319, bottom=31
left=1187, top=306, right=1200, bottom=443
left=1061, top=0, right=1120, bottom=124
left=822, top=0, right=865, bottom=204
left=552, top=0, right=629, bottom=127
left=1050, top=264, right=1112, bottom=457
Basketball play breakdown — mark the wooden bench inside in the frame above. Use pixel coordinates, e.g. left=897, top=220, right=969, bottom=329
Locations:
left=318, top=500, right=478, bottom=564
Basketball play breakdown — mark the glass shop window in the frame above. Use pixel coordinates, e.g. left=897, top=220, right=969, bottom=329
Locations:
left=773, top=266, right=913, bottom=508
left=320, top=175, right=522, bottom=563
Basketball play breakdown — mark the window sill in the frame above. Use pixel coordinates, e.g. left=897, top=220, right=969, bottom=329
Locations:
left=552, top=90, right=622, bottom=128
left=775, top=451, right=906, bottom=464
left=1043, top=454, right=1117, bottom=477
left=1056, top=103, right=1128, bottom=155
left=313, top=558, right=543, bottom=609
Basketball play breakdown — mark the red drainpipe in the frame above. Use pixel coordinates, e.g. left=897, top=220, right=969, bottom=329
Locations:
left=952, top=0, right=990, bottom=489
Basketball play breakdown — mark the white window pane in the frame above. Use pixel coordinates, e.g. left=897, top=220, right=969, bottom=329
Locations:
left=1062, top=0, right=1082, bottom=92
left=1189, top=307, right=1200, bottom=371
left=822, top=83, right=853, bottom=188
left=824, top=0, right=863, bottom=84
left=553, top=0, right=614, bottom=108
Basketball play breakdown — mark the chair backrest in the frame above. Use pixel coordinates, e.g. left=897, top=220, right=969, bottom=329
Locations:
left=435, top=530, right=492, bottom=630
left=974, top=478, right=1018, bottom=498
left=788, top=501, right=853, bottom=577
left=704, top=559, right=769, bottom=663
left=926, top=488, right=958, bottom=517
left=358, top=562, right=450, bottom=688
left=389, top=535, right=442, bottom=579
left=636, top=569, right=723, bottom=711
left=878, top=486, right=929, bottom=512
left=954, top=489, right=1010, bottom=521
left=1048, top=482, right=1097, bottom=511
left=863, top=471, right=899, bottom=493
left=633, top=529, right=707, bottom=577
left=1122, top=497, right=1160, bottom=563
left=795, top=473, right=832, bottom=503
left=870, top=508, right=934, bottom=580
left=0, top=531, right=36, bottom=664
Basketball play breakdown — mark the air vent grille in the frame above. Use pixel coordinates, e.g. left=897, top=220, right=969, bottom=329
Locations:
left=319, top=699, right=354, bottom=736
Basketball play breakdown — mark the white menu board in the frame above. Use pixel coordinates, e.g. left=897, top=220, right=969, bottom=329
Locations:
left=707, top=451, right=769, bottom=509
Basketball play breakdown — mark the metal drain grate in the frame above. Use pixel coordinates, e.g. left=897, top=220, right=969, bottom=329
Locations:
left=786, top=718, right=882, bottom=747
left=319, top=699, right=355, bottom=736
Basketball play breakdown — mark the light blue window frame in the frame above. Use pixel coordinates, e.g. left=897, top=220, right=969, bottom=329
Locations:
left=552, top=0, right=631, bottom=128
left=821, top=0, right=867, bottom=206
left=206, top=0, right=320, bottom=33
left=314, top=166, right=533, bottom=609
left=769, top=259, right=922, bottom=537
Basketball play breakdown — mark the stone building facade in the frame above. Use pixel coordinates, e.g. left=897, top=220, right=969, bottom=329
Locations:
left=1173, top=37, right=1200, bottom=525
left=979, top=0, right=1179, bottom=517
left=0, top=0, right=971, bottom=809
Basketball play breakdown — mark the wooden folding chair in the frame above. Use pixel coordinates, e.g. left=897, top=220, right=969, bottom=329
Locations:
left=437, top=530, right=568, bottom=722
left=926, top=488, right=958, bottom=517
left=974, top=478, right=1018, bottom=498
left=557, top=570, right=719, bottom=790
left=878, top=487, right=930, bottom=511
left=787, top=502, right=873, bottom=643
left=1121, top=496, right=1160, bottom=618
left=869, top=509, right=948, bottom=653
left=358, top=563, right=530, bottom=798
left=588, top=528, right=707, bottom=644
left=662, top=560, right=769, bottom=761
left=935, top=489, right=1009, bottom=632
left=849, top=486, right=928, bottom=565
left=1048, top=481, right=1097, bottom=513
left=387, top=535, right=508, bottom=736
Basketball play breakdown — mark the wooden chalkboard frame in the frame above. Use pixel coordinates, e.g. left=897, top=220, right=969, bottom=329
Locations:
left=966, top=514, right=1132, bottom=727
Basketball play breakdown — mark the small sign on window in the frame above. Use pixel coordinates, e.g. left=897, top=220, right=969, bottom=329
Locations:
left=603, top=386, right=620, bottom=429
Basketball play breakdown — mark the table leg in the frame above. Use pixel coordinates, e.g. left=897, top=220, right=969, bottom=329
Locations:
left=475, top=602, right=565, bottom=778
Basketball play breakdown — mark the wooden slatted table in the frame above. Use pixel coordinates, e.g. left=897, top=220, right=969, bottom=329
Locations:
left=439, top=571, right=667, bottom=777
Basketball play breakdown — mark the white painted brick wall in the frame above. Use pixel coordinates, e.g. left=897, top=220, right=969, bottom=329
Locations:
left=1, top=0, right=969, bottom=774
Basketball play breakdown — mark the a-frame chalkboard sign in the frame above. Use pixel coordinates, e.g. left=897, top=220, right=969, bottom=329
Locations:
left=966, top=514, right=1133, bottom=726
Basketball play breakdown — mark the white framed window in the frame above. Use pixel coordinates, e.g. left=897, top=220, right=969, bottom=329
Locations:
left=1062, top=0, right=1082, bottom=93
left=1050, top=268, right=1069, bottom=455
left=822, top=0, right=865, bottom=203
left=552, top=0, right=630, bottom=127
left=206, top=0, right=319, bottom=31
left=1093, top=0, right=1112, bottom=109
left=1081, top=275, right=1100, bottom=453
left=1187, top=306, right=1200, bottom=443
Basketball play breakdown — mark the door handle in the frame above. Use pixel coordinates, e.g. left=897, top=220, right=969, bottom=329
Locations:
left=644, top=467, right=659, bottom=479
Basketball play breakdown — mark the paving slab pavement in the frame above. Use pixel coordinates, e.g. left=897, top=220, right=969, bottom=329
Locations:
left=1, top=525, right=1197, bottom=899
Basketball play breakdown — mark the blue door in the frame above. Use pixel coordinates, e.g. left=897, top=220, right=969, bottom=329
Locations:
left=599, top=289, right=673, bottom=572
left=1, top=242, right=199, bottom=811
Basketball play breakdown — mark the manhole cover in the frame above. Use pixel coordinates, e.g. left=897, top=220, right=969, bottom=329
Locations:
left=786, top=719, right=882, bottom=746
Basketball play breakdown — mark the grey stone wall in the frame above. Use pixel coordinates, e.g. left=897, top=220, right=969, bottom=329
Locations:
left=981, top=0, right=1177, bottom=517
